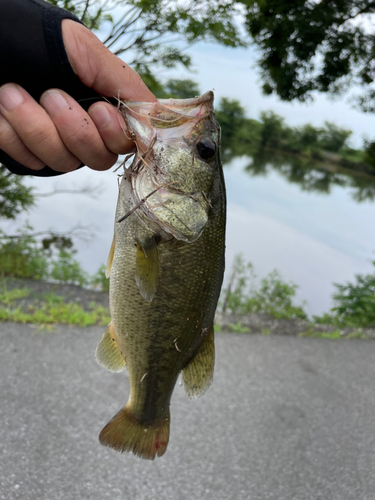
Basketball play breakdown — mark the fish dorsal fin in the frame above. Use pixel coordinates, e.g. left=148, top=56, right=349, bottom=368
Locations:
left=135, top=237, right=159, bottom=303
left=182, top=325, right=215, bottom=398
left=95, top=322, right=126, bottom=373
left=105, top=234, right=116, bottom=279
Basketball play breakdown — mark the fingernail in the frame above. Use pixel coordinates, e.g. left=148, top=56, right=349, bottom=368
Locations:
left=90, top=104, right=111, bottom=128
left=0, top=85, right=24, bottom=110
left=41, top=89, right=68, bottom=115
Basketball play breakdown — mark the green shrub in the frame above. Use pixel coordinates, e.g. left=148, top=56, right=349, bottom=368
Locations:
left=0, top=230, right=91, bottom=288
left=313, top=261, right=375, bottom=328
left=50, top=250, right=89, bottom=287
left=0, top=232, right=49, bottom=280
left=220, top=253, right=307, bottom=320
left=228, top=322, right=250, bottom=333
left=331, top=262, right=375, bottom=327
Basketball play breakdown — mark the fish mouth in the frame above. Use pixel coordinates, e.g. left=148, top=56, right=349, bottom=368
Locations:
left=119, top=92, right=217, bottom=155
left=118, top=92, right=217, bottom=243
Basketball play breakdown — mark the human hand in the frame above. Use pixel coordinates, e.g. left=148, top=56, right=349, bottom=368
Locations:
left=0, top=20, right=156, bottom=173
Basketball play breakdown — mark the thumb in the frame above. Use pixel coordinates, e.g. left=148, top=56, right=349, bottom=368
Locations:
left=62, top=19, right=157, bottom=103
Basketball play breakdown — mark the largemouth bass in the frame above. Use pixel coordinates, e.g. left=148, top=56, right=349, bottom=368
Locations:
left=96, top=91, right=226, bottom=460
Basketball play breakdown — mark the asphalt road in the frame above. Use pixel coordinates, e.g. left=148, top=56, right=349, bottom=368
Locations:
left=1, top=323, right=375, bottom=500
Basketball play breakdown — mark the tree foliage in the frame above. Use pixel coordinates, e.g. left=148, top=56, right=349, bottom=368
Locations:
left=0, top=166, right=34, bottom=220
left=241, top=0, right=375, bottom=111
left=216, top=100, right=356, bottom=161
left=48, top=0, right=246, bottom=77
left=156, top=78, right=201, bottom=99
left=215, top=98, right=262, bottom=158
left=315, top=261, right=375, bottom=327
left=332, top=265, right=375, bottom=327
left=0, top=227, right=105, bottom=288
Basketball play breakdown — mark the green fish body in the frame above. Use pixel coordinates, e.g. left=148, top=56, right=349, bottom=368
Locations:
left=96, top=92, right=226, bottom=460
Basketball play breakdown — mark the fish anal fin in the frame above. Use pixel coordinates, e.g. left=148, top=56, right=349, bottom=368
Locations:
left=135, top=237, right=159, bottom=303
left=95, top=321, right=126, bottom=373
left=182, top=325, right=215, bottom=398
left=99, top=406, right=170, bottom=460
left=106, top=234, right=116, bottom=279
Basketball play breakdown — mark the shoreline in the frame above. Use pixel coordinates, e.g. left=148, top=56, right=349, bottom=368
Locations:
left=215, top=311, right=375, bottom=340
left=1, top=278, right=374, bottom=339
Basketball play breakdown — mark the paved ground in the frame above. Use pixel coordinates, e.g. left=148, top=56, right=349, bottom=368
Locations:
left=1, top=323, right=375, bottom=500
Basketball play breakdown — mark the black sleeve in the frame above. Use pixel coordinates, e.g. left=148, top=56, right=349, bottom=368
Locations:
left=0, top=0, right=108, bottom=177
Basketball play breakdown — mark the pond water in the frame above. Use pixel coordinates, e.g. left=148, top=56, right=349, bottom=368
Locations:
left=8, top=152, right=375, bottom=317
left=224, top=154, right=375, bottom=316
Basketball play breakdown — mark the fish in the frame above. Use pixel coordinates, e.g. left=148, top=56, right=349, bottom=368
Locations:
left=95, top=91, right=226, bottom=460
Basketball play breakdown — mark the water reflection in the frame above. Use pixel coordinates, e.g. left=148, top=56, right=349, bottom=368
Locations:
left=223, top=148, right=375, bottom=203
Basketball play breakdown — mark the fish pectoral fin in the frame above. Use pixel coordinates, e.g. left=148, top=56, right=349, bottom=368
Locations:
left=182, top=325, right=215, bottom=398
left=105, top=234, right=116, bottom=279
left=135, top=237, right=159, bottom=303
left=95, top=321, right=126, bottom=373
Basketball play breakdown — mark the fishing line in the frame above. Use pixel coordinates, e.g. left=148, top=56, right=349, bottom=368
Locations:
left=116, top=181, right=178, bottom=223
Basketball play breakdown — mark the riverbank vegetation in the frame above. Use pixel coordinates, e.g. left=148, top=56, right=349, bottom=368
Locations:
left=220, top=254, right=375, bottom=331
left=0, top=284, right=110, bottom=327
left=220, top=254, right=307, bottom=320
left=0, top=228, right=108, bottom=291
left=215, top=97, right=375, bottom=175
left=1, top=241, right=375, bottom=334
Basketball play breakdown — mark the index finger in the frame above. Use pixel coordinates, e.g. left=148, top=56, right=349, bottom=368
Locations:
left=62, top=20, right=157, bottom=103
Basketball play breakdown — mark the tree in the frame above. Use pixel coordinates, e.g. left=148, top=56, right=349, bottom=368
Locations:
left=259, top=110, right=291, bottom=149
left=363, top=138, right=375, bottom=173
left=329, top=261, right=375, bottom=327
left=241, top=0, right=375, bottom=111
left=158, top=79, right=200, bottom=99
left=215, top=98, right=246, bottom=148
left=293, top=124, right=322, bottom=151
left=319, top=122, right=352, bottom=153
left=0, top=166, right=34, bottom=220
left=49, top=0, right=246, bottom=84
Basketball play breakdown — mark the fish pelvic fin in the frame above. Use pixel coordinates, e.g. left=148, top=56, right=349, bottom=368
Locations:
left=105, top=234, right=116, bottom=279
left=135, top=237, right=159, bottom=302
left=99, top=406, right=170, bottom=460
left=182, top=325, right=215, bottom=398
left=95, top=321, right=126, bottom=373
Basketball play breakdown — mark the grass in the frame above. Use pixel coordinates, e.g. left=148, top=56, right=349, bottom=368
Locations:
left=0, top=285, right=110, bottom=328
left=227, top=322, right=250, bottom=333
left=299, top=329, right=367, bottom=340
left=0, top=286, right=29, bottom=305
left=1, top=283, right=372, bottom=339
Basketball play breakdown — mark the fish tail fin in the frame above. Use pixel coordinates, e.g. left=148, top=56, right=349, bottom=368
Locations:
left=99, top=406, right=170, bottom=460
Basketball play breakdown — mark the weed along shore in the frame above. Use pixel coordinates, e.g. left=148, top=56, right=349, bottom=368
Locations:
left=2, top=277, right=375, bottom=340
left=215, top=312, right=375, bottom=340
left=0, top=278, right=110, bottom=327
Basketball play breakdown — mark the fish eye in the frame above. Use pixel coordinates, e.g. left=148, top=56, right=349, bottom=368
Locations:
left=196, top=138, right=216, bottom=161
